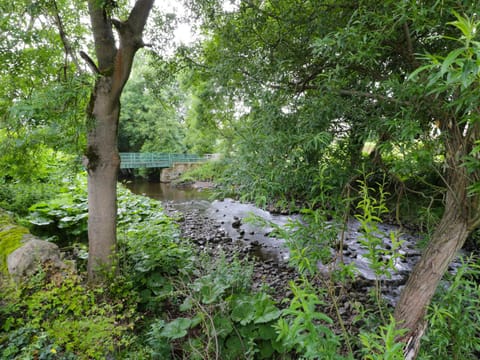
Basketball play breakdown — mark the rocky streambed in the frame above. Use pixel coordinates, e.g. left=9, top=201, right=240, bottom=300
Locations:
left=164, top=199, right=297, bottom=302
left=163, top=197, right=453, bottom=308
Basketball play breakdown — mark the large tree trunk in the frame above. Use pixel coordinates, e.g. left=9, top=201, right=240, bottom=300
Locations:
left=393, top=192, right=469, bottom=358
left=84, top=0, right=154, bottom=281
left=86, top=79, right=121, bottom=279
left=394, top=119, right=477, bottom=359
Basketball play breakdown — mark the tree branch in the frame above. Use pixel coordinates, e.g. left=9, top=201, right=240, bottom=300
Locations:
left=80, top=51, right=100, bottom=74
left=87, top=0, right=116, bottom=74
left=111, top=18, right=123, bottom=31
left=128, top=0, right=155, bottom=35
left=109, top=0, right=154, bottom=100
left=51, top=0, right=81, bottom=75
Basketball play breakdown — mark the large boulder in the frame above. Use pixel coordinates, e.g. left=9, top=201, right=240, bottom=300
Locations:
left=7, top=237, right=67, bottom=280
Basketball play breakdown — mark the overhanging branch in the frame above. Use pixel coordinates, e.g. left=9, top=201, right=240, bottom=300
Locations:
left=51, top=0, right=81, bottom=75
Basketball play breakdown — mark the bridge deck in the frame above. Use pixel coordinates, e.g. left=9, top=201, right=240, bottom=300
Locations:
left=119, top=153, right=206, bottom=169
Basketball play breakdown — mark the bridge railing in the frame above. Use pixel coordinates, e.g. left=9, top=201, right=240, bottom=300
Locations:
left=119, top=152, right=208, bottom=169
left=169, top=154, right=206, bottom=164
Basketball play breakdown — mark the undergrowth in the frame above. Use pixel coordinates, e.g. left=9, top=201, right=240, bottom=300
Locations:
left=179, top=159, right=227, bottom=183
left=0, top=263, right=138, bottom=359
left=1, top=173, right=479, bottom=359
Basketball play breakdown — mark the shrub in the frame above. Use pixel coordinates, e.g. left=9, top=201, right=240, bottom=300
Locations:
left=0, top=181, right=59, bottom=217
left=179, top=159, right=227, bottom=183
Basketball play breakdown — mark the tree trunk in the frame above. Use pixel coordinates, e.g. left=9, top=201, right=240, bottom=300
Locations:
left=84, top=0, right=154, bottom=281
left=86, top=79, right=121, bottom=280
left=393, top=195, right=469, bottom=358
left=394, top=119, right=474, bottom=358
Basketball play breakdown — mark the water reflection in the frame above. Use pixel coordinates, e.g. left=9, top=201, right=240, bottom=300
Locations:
left=123, top=179, right=211, bottom=202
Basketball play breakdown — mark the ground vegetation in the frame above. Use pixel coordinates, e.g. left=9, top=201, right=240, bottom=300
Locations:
left=1, top=0, right=480, bottom=358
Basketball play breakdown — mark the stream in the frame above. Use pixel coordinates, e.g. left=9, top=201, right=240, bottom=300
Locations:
left=124, top=179, right=461, bottom=306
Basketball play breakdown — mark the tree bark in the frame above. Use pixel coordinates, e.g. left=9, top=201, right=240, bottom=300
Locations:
left=394, top=118, right=476, bottom=358
left=84, top=0, right=154, bottom=281
left=393, top=195, right=469, bottom=359
left=85, top=79, right=121, bottom=280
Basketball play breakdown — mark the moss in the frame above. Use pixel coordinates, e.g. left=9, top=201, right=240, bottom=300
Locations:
left=0, top=210, right=12, bottom=227
left=0, top=209, right=29, bottom=274
left=84, top=145, right=100, bottom=172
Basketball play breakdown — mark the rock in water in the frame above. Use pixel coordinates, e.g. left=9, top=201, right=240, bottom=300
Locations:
left=232, top=217, right=242, bottom=228
left=7, top=237, right=67, bottom=280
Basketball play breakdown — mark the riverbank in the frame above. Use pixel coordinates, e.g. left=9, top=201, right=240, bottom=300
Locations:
left=2, top=176, right=476, bottom=358
left=161, top=196, right=425, bottom=339
left=125, top=179, right=472, bottom=355
left=125, top=179, right=416, bottom=301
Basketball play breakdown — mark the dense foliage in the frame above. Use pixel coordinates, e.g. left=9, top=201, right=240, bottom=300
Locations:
left=2, top=177, right=479, bottom=358
left=2, top=0, right=480, bottom=358
left=181, top=0, right=478, bottom=221
left=118, top=52, right=187, bottom=155
left=0, top=0, right=88, bottom=180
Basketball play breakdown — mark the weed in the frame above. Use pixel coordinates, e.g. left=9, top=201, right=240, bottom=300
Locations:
left=359, top=315, right=407, bottom=360
left=0, top=263, right=138, bottom=359
left=146, top=253, right=286, bottom=359
left=276, top=278, right=344, bottom=359
left=355, top=172, right=403, bottom=320
left=419, top=257, right=480, bottom=359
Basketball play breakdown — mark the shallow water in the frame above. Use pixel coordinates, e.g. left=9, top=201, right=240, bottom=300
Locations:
left=125, top=180, right=420, bottom=273
left=124, top=179, right=466, bottom=304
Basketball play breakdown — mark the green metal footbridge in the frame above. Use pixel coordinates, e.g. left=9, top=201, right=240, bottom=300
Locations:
left=119, top=152, right=209, bottom=169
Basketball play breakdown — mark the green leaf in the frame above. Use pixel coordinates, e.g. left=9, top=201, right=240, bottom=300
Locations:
left=27, top=215, right=53, bottom=226
left=440, top=47, right=465, bottom=75
left=179, top=296, right=194, bottom=312
left=160, top=317, right=192, bottom=340
left=254, top=303, right=282, bottom=324
left=224, top=335, right=244, bottom=359
left=213, top=315, right=233, bottom=338
left=407, top=64, right=433, bottom=81
left=258, top=340, right=275, bottom=359
left=231, top=295, right=255, bottom=325
left=194, top=278, right=229, bottom=304
left=139, top=289, right=151, bottom=303
left=461, top=59, right=478, bottom=88
left=257, top=323, right=277, bottom=340
left=448, top=11, right=476, bottom=41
